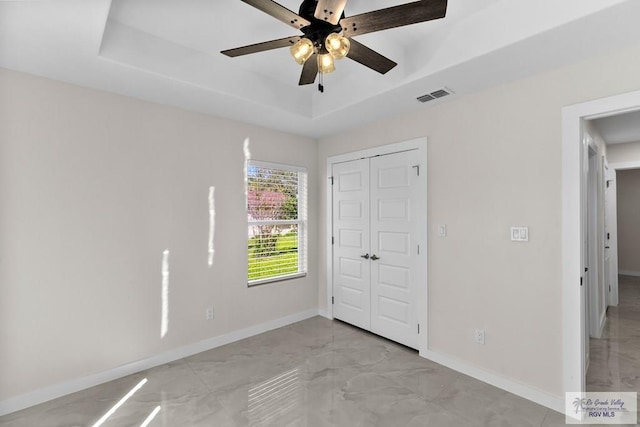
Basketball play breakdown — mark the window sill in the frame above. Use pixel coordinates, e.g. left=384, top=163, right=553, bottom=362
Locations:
left=248, top=272, right=307, bottom=287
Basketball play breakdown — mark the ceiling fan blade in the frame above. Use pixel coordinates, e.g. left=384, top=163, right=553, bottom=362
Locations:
left=221, top=36, right=301, bottom=57
left=347, top=39, right=397, bottom=74
left=299, top=54, right=318, bottom=85
left=314, top=0, right=348, bottom=25
left=340, top=0, right=447, bottom=37
left=241, top=0, right=311, bottom=30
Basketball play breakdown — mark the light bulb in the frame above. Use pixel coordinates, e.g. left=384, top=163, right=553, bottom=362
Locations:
left=317, top=53, right=335, bottom=74
left=290, top=38, right=314, bottom=65
left=325, top=33, right=350, bottom=60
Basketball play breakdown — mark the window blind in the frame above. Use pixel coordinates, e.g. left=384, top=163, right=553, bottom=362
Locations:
left=247, top=161, right=307, bottom=285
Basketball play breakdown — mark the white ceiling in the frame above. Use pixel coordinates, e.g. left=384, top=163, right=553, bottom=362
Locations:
left=1, top=0, right=640, bottom=138
left=591, top=110, right=640, bottom=145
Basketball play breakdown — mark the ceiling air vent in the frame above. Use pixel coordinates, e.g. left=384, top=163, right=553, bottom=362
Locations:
left=417, top=87, right=453, bottom=103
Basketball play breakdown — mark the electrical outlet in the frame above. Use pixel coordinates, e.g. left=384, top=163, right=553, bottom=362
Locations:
left=474, top=329, right=485, bottom=345
left=206, top=307, right=214, bottom=321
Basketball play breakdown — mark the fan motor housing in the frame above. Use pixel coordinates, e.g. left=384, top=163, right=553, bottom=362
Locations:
left=298, top=0, right=318, bottom=20
left=298, top=0, right=343, bottom=46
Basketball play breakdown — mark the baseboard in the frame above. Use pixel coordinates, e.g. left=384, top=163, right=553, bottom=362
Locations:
left=421, top=349, right=565, bottom=414
left=318, top=309, right=331, bottom=319
left=619, top=270, right=640, bottom=277
left=598, top=310, right=607, bottom=338
left=0, top=308, right=320, bottom=417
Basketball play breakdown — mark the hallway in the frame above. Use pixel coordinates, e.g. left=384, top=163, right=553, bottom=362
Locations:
left=587, top=275, right=640, bottom=393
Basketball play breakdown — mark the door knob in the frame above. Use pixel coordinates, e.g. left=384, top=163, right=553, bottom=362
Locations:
left=360, top=254, right=370, bottom=259
left=371, top=255, right=380, bottom=261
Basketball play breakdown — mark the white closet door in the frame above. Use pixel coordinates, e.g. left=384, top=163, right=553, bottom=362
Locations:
left=370, top=151, right=419, bottom=349
left=332, top=158, right=371, bottom=330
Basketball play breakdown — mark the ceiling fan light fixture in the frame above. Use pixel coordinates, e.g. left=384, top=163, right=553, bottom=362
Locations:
left=290, top=38, right=314, bottom=65
left=317, top=53, right=335, bottom=74
left=325, top=33, right=350, bottom=60
left=222, top=0, right=448, bottom=90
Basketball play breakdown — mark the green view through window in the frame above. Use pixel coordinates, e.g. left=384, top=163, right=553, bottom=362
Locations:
left=247, top=161, right=307, bottom=285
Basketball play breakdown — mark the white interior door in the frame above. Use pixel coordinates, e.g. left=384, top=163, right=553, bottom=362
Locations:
left=332, top=150, right=421, bottom=349
left=604, top=161, right=611, bottom=309
left=587, top=146, right=601, bottom=338
left=605, top=166, right=619, bottom=306
left=332, top=159, right=371, bottom=330
left=370, top=152, right=419, bottom=348
left=581, top=136, right=590, bottom=374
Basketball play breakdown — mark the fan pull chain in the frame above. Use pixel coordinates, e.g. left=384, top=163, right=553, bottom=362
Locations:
left=318, top=73, right=324, bottom=93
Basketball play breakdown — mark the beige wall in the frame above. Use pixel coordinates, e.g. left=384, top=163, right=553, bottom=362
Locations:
left=616, top=169, right=640, bottom=274
left=318, top=43, right=640, bottom=399
left=607, top=140, right=640, bottom=164
left=5, top=40, right=640, bottom=410
left=0, top=69, right=318, bottom=402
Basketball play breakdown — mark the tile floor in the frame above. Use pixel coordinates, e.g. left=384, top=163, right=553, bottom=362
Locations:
left=587, top=275, right=640, bottom=404
left=0, top=308, right=635, bottom=427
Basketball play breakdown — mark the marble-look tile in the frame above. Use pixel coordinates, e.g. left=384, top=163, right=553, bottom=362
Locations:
left=587, top=275, right=640, bottom=397
left=432, top=374, right=548, bottom=427
left=300, top=370, right=434, bottom=427
left=103, top=393, right=233, bottom=427
left=99, top=361, right=226, bottom=426
left=283, top=316, right=360, bottom=341
left=0, top=370, right=173, bottom=427
left=320, top=330, right=404, bottom=368
left=2, top=316, right=567, bottom=427
left=541, top=409, right=591, bottom=427
left=366, top=347, right=461, bottom=401
left=406, top=402, right=487, bottom=427
left=582, top=275, right=640, bottom=426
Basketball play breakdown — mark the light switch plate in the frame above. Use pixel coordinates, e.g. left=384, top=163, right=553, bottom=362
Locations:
left=511, top=227, right=529, bottom=242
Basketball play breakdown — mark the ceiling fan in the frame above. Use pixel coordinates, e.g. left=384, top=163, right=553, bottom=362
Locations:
left=221, top=0, right=448, bottom=91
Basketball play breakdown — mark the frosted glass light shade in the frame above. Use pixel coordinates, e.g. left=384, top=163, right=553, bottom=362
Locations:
left=317, top=53, right=335, bottom=74
left=290, top=38, right=314, bottom=65
left=325, top=33, right=350, bottom=60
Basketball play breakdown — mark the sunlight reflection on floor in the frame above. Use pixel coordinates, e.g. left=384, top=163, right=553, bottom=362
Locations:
left=140, top=405, right=161, bottom=427
left=91, top=378, right=147, bottom=427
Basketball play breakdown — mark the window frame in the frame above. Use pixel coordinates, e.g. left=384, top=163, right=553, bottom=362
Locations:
left=247, top=160, right=308, bottom=286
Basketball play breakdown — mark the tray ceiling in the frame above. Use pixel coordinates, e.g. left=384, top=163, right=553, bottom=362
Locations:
left=1, top=0, right=639, bottom=137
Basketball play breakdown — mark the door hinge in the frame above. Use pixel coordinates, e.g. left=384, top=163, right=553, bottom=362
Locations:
left=607, top=232, right=610, bottom=240
left=417, top=244, right=420, bottom=255
left=580, top=277, right=583, bottom=287
left=418, top=324, right=420, bottom=334
left=329, top=176, right=334, bottom=185
left=332, top=296, right=335, bottom=305
left=609, top=284, right=612, bottom=292
left=332, top=236, right=335, bottom=245
left=412, top=165, right=420, bottom=176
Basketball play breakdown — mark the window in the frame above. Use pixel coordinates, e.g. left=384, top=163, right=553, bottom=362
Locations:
left=247, top=161, right=307, bottom=285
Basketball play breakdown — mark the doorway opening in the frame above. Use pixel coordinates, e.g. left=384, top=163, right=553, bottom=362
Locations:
left=562, top=89, right=640, bottom=396
left=583, top=162, right=640, bottom=393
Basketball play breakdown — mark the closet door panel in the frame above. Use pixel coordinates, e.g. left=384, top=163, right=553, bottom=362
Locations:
left=332, top=159, right=371, bottom=330
left=370, top=151, right=419, bottom=349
